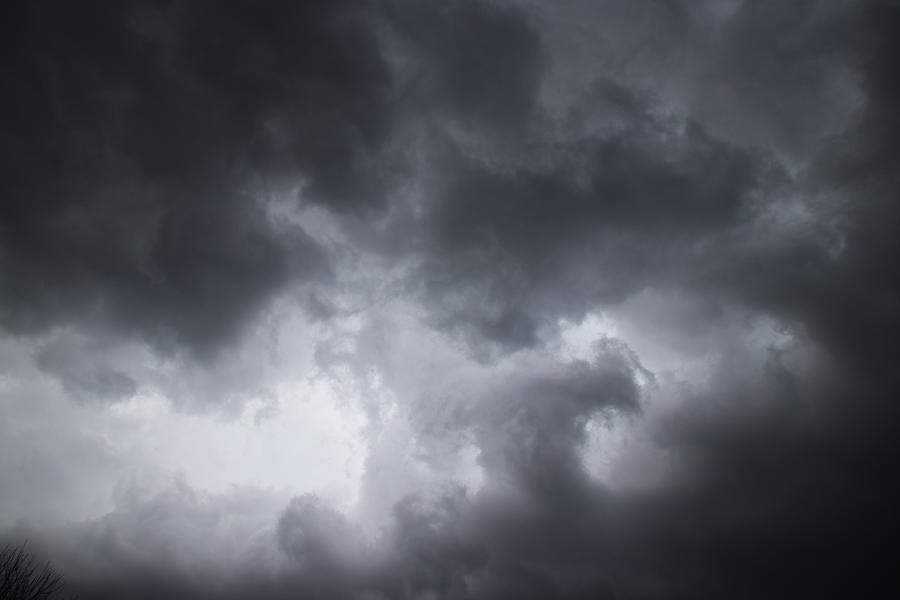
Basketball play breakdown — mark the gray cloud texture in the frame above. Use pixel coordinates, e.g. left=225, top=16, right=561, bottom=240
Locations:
left=2, top=0, right=899, bottom=598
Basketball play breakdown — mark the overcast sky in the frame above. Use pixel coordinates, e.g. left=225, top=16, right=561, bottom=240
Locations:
left=1, top=1, right=898, bottom=598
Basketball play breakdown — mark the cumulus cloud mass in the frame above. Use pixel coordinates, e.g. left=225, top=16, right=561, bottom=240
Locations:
left=2, top=1, right=899, bottom=598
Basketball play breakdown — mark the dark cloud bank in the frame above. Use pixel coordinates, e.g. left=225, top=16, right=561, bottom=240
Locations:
left=2, top=1, right=900, bottom=599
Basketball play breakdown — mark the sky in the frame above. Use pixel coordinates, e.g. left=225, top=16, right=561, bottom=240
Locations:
left=1, top=1, right=898, bottom=598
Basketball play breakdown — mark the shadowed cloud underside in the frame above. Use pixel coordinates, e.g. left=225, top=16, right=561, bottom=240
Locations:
left=2, top=1, right=899, bottom=599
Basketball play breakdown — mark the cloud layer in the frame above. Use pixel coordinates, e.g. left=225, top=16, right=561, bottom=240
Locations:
left=2, top=1, right=899, bottom=598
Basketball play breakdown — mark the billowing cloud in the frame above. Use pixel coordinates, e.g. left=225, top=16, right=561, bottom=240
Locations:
left=0, top=0, right=392, bottom=358
left=2, top=1, right=899, bottom=599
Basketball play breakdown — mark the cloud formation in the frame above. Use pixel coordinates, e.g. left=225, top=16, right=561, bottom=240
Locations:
left=2, top=0, right=899, bottom=599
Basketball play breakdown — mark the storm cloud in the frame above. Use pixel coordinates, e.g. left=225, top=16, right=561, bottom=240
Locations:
left=2, top=1, right=899, bottom=599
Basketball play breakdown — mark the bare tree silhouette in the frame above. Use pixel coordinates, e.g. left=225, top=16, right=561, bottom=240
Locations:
left=0, top=544, right=76, bottom=600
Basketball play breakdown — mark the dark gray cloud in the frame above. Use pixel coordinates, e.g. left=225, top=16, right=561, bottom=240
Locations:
left=384, top=0, right=543, bottom=130
left=3, top=0, right=900, bottom=599
left=0, top=0, right=392, bottom=358
left=413, top=116, right=764, bottom=352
